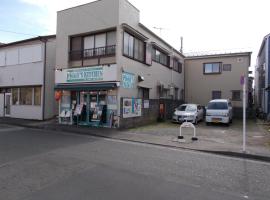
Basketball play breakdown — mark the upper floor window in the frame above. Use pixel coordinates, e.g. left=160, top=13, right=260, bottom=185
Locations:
left=173, top=59, right=182, bottom=73
left=203, top=63, right=221, bottom=74
left=223, top=64, right=232, bottom=71
left=70, top=31, right=116, bottom=61
left=152, top=48, right=169, bottom=67
left=212, top=90, right=221, bottom=99
left=123, top=32, right=145, bottom=62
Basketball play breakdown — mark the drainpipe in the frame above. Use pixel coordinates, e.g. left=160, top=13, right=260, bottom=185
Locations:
left=40, top=37, right=47, bottom=120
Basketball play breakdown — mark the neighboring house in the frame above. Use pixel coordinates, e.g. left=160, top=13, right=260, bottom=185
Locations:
left=0, top=35, right=56, bottom=120
left=55, top=0, right=184, bottom=128
left=255, top=33, right=270, bottom=118
left=248, top=76, right=254, bottom=107
left=184, top=52, right=251, bottom=116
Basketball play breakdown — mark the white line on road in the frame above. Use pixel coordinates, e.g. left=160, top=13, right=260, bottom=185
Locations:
left=0, top=127, right=25, bottom=132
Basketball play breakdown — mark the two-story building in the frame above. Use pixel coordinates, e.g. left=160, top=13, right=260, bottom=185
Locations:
left=255, top=33, right=270, bottom=119
left=55, top=0, right=185, bottom=128
left=185, top=52, right=251, bottom=116
left=0, top=35, right=56, bottom=120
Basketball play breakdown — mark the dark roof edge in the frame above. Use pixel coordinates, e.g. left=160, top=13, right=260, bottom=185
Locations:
left=258, top=33, right=270, bottom=57
left=138, top=23, right=185, bottom=58
left=0, top=35, right=56, bottom=48
left=185, top=52, right=252, bottom=60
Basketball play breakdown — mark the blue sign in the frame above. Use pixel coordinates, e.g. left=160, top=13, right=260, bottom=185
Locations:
left=122, top=72, right=135, bottom=89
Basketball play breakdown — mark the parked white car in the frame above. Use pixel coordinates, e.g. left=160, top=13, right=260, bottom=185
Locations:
left=205, top=99, right=233, bottom=125
left=172, top=104, right=204, bottom=124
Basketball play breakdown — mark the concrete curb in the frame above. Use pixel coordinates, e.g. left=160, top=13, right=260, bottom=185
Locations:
left=2, top=121, right=270, bottom=163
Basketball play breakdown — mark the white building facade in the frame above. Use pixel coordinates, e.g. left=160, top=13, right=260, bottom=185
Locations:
left=55, top=0, right=185, bottom=128
left=0, top=35, right=56, bottom=120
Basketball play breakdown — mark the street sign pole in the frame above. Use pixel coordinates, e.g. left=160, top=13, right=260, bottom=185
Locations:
left=243, top=76, right=246, bottom=153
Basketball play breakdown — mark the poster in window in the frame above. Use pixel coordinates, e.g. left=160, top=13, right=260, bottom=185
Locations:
left=123, top=98, right=142, bottom=118
left=107, top=95, right=117, bottom=110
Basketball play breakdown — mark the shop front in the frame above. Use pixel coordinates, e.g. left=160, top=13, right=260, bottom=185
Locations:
left=55, top=65, right=120, bottom=127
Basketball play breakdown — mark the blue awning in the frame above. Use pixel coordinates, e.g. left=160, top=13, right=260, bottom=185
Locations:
left=55, top=82, right=118, bottom=91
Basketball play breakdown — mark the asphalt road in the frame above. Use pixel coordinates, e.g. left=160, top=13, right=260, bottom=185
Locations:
left=0, top=125, right=270, bottom=200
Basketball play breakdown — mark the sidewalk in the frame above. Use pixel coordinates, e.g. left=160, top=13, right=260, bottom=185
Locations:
left=1, top=117, right=270, bottom=162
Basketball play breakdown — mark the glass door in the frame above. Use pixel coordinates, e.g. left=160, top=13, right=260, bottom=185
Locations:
left=5, top=93, right=11, bottom=117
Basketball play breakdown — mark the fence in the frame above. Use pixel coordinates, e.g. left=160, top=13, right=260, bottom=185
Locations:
left=119, top=98, right=183, bottom=129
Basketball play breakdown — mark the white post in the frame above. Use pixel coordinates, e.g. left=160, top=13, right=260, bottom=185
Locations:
left=243, top=76, right=246, bottom=152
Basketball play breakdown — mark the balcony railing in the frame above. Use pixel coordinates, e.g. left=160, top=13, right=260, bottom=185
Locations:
left=69, top=45, right=116, bottom=61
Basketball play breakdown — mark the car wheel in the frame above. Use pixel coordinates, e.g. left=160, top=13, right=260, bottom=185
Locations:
left=225, top=123, right=230, bottom=127
left=230, top=118, right=233, bottom=124
left=206, top=122, right=210, bottom=126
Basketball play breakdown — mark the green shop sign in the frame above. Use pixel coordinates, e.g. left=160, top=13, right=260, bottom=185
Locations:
left=67, top=67, right=103, bottom=82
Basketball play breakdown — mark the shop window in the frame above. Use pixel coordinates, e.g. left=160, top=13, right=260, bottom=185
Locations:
left=12, top=88, right=19, bottom=105
left=20, top=87, right=32, bottom=105
left=34, top=87, right=41, bottom=105
left=232, top=90, right=241, bottom=101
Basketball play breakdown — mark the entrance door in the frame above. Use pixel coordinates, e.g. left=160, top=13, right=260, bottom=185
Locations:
left=0, top=93, right=4, bottom=117
left=4, top=93, right=11, bottom=117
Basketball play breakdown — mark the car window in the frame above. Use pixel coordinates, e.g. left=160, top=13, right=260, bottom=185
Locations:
left=186, top=105, right=197, bottom=112
left=207, top=102, right=228, bottom=110
left=177, top=105, right=197, bottom=112
left=177, top=105, right=187, bottom=111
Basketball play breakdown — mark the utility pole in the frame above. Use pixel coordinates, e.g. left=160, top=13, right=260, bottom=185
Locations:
left=241, top=75, right=246, bottom=152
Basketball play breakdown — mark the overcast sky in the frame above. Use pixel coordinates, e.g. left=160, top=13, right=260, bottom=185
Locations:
left=1, top=0, right=270, bottom=70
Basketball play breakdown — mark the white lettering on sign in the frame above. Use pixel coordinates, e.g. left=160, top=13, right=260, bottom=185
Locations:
left=67, top=67, right=103, bottom=82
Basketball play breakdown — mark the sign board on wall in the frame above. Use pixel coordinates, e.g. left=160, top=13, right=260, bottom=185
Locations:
left=55, top=65, right=118, bottom=84
left=123, top=98, right=142, bottom=118
left=122, top=72, right=135, bottom=89
left=144, top=100, right=149, bottom=109
left=67, top=67, right=103, bottom=82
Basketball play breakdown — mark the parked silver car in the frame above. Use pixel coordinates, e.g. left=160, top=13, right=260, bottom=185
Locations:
left=172, top=104, right=204, bottom=124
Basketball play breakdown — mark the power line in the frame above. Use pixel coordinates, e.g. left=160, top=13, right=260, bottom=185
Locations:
left=0, top=29, right=38, bottom=37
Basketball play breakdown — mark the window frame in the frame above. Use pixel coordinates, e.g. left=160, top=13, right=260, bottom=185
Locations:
left=223, top=64, right=232, bottom=71
left=34, top=87, right=41, bottom=105
left=123, top=31, right=146, bottom=64
left=231, top=90, right=241, bottom=101
left=172, top=58, right=182, bottom=73
left=203, top=62, right=222, bottom=74
left=70, top=30, right=117, bottom=61
left=19, top=87, right=33, bottom=105
left=152, top=47, right=170, bottom=67
left=212, top=90, right=222, bottom=100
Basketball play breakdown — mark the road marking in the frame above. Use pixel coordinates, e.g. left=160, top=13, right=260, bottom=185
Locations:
left=0, top=127, right=24, bottom=132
